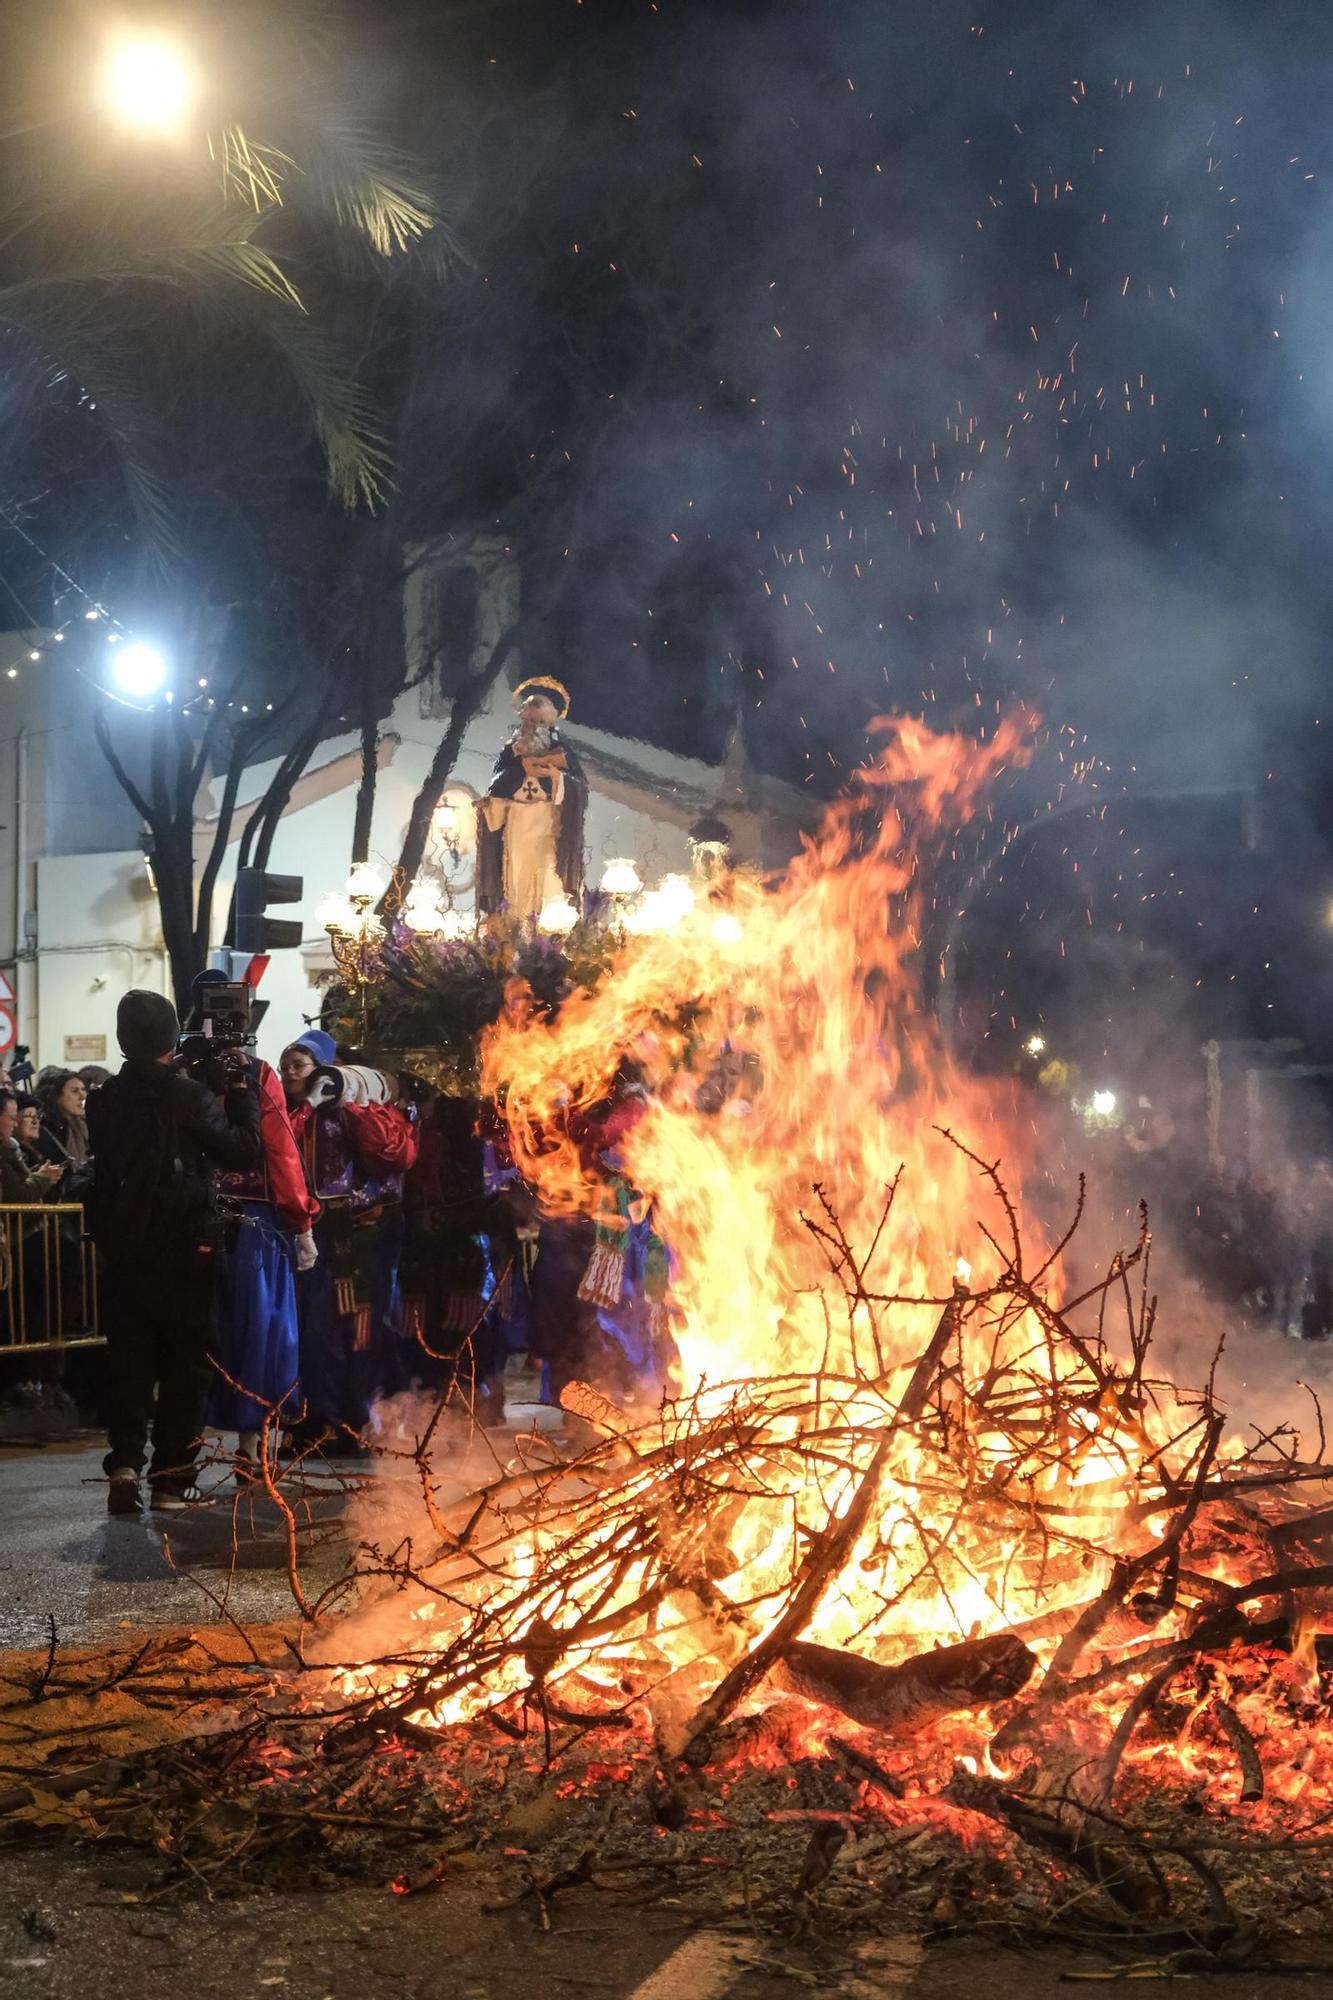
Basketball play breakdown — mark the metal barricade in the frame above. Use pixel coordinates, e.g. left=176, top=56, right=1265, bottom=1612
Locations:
left=0, top=1204, right=100, bottom=1353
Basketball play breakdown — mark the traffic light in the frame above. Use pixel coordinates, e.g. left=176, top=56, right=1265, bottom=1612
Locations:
left=234, top=868, right=304, bottom=953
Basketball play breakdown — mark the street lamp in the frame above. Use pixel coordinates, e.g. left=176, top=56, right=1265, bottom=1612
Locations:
left=112, top=641, right=168, bottom=699
left=102, top=39, right=196, bottom=133
left=322, top=870, right=386, bottom=1040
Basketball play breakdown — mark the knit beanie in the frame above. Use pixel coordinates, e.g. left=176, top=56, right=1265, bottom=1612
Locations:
left=291, top=1028, right=336, bottom=1066
left=117, top=989, right=180, bottom=1060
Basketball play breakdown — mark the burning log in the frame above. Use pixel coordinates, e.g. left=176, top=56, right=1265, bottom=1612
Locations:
left=1212, top=1700, right=1264, bottom=1804
left=769, top=1633, right=1036, bottom=1734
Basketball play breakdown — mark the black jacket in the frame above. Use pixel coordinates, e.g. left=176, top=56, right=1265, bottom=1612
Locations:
left=87, top=1059, right=261, bottom=1263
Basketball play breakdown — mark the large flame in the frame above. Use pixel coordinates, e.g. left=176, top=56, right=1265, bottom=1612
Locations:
left=485, top=713, right=1036, bottom=1391
left=334, top=716, right=1319, bottom=1817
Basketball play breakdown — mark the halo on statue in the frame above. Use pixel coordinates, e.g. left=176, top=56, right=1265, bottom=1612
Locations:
left=512, top=675, right=571, bottom=720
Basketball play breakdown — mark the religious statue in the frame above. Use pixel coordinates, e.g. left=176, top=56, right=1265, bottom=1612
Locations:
left=476, top=677, right=587, bottom=920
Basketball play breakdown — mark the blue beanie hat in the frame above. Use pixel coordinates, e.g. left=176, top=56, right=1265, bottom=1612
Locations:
left=291, top=1029, right=336, bottom=1065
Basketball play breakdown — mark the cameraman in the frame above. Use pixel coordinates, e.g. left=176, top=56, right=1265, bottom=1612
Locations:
left=89, top=989, right=261, bottom=1514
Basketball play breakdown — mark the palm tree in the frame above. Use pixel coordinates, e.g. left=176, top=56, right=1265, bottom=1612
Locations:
left=0, top=2, right=454, bottom=1006
left=0, top=2, right=452, bottom=529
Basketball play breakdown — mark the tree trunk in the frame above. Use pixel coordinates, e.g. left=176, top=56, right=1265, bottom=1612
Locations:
left=158, top=818, right=201, bottom=1016
left=194, top=727, right=257, bottom=970
left=351, top=665, right=380, bottom=866
left=386, top=621, right=517, bottom=912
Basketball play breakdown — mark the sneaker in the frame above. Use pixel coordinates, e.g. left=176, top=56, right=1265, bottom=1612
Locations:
left=107, top=1467, right=141, bottom=1515
left=150, top=1482, right=202, bottom=1511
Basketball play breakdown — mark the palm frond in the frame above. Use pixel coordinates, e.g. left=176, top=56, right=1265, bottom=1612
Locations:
left=158, top=207, right=304, bottom=309
left=302, top=121, right=445, bottom=258
left=0, top=311, right=181, bottom=560
left=209, top=124, right=299, bottom=215
left=242, top=303, right=394, bottom=510
left=0, top=199, right=304, bottom=311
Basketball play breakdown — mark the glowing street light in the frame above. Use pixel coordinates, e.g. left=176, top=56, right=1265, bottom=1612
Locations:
left=112, top=641, right=167, bottom=699
left=102, top=39, right=196, bottom=133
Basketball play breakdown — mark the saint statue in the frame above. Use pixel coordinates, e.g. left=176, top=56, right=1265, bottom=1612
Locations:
left=476, top=677, right=587, bottom=919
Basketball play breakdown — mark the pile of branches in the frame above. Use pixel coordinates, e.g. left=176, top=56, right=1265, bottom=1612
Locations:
left=281, top=1159, right=1333, bottom=1957
left=9, top=1163, right=1333, bottom=1966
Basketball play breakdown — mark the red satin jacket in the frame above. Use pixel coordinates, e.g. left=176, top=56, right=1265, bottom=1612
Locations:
left=215, top=1060, right=319, bottom=1231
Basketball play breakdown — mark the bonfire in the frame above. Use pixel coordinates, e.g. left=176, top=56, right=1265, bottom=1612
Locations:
left=7, top=716, right=1333, bottom=1966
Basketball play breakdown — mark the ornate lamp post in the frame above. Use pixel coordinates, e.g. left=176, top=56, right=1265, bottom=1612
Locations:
left=319, top=864, right=387, bottom=1042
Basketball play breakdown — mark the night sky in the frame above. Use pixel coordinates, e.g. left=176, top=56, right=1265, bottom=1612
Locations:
left=7, top=0, right=1333, bottom=1060
left=398, top=0, right=1333, bottom=1061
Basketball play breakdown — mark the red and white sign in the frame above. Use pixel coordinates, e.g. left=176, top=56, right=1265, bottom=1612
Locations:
left=0, top=1007, right=17, bottom=1057
left=0, top=969, right=15, bottom=1004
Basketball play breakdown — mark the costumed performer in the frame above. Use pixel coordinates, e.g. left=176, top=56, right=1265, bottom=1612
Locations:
left=279, top=1030, right=417, bottom=1456
left=211, top=1070, right=319, bottom=1475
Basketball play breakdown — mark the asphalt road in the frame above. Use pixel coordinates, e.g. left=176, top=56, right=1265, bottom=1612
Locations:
left=0, top=1393, right=560, bottom=1649
left=6, top=1844, right=1333, bottom=2000
left=0, top=1437, right=349, bottom=1649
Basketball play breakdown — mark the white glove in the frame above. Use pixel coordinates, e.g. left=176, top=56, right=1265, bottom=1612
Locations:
left=295, top=1231, right=318, bottom=1272
left=305, top=1067, right=343, bottom=1108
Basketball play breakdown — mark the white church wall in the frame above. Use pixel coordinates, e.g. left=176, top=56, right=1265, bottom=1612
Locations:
left=242, top=683, right=697, bottom=1063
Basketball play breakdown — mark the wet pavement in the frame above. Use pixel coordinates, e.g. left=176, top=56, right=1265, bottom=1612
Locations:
left=0, top=1387, right=565, bottom=1650
left=0, top=1437, right=352, bottom=1648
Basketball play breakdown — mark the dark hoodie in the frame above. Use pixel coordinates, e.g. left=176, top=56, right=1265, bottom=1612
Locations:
left=88, top=1061, right=261, bottom=1265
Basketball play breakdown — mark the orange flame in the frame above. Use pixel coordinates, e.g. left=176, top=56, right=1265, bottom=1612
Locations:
left=484, top=713, right=1036, bottom=1389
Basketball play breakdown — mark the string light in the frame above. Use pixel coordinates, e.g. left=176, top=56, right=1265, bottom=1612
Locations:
left=0, top=510, right=199, bottom=714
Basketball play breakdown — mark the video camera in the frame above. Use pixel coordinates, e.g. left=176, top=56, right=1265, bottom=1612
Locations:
left=176, top=980, right=261, bottom=1088
left=191, top=980, right=257, bottom=1051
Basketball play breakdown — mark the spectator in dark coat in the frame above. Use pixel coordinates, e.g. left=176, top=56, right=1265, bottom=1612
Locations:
left=89, top=991, right=261, bottom=1514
